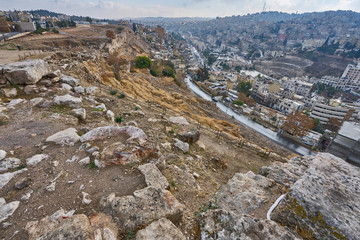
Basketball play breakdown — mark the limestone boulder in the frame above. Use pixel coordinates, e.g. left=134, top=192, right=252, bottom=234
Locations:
left=26, top=209, right=92, bottom=240
left=80, top=126, right=147, bottom=143
left=0, top=60, right=51, bottom=85
left=177, top=130, right=200, bottom=144
left=272, top=153, right=360, bottom=240
left=138, top=163, right=169, bottom=189
left=0, top=198, right=20, bottom=223
left=201, top=209, right=301, bottom=240
left=59, top=74, right=80, bottom=87
left=104, top=187, right=184, bottom=230
left=0, top=168, right=27, bottom=190
left=26, top=154, right=49, bottom=166
left=214, top=172, right=281, bottom=216
left=72, top=108, right=86, bottom=121
left=136, top=218, right=185, bottom=240
left=174, top=138, right=189, bottom=153
left=1, top=88, right=17, bottom=98
left=54, top=94, right=82, bottom=108
left=0, top=157, right=21, bottom=172
left=46, top=128, right=80, bottom=146
left=169, top=116, right=189, bottom=125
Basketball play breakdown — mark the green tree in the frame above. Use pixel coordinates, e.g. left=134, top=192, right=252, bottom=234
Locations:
left=312, top=118, right=325, bottom=134
left=195, top=66, right=209, bottom=82
left=135, top=56, right=152, bottom=69
left=85, top=17, right=92, bottom=24
left=237, top=81, right=252, bottom=96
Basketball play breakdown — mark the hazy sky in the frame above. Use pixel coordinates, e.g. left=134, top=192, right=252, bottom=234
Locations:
left=1, top=0, right=360, bottom=18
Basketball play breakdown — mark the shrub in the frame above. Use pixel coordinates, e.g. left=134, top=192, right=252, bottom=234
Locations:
left=162, top=66, right=175, bottom=78
left=135, top=56, right=152, bottom=69
left=233, top=100, right=244, bottom=106
left=106, top=30, right=116, bottom=39
left=118, top=93, right=126, bottom=98
left=150, top=68, right=159, bottom=76
left=52, top=29, right=59, bottom=34
left=115, top=117, right=123, bottom=123
left=110, top=90, right=118, bottom=95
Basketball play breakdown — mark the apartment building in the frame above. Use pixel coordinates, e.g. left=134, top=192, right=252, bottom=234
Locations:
left=338, top=64, right=360, bottom=91
left=310, top=101, right=359, bottom=124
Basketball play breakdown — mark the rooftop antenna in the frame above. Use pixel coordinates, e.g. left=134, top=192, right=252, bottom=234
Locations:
left=262, top=2, right=267, bottom=12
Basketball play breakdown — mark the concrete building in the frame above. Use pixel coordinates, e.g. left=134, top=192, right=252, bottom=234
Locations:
left=277, top=98, right=304, bottom=115
left=282, top=79, right=313, bottom=97
left=327, top=121, right=360, bottom=166
left=310, top=101, right=359, bottom=124
left=319, top=75, right=340, bottom=88
left=338, top=63, right=360, bottom=91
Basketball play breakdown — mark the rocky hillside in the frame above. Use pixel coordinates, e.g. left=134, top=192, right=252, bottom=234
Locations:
left=0, top=26, right=359, bottom=240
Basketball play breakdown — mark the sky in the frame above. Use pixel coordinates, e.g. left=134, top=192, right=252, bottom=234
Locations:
left=1, top=0, right=360, bottom=19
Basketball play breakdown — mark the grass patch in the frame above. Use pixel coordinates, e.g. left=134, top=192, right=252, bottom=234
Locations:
left=50, top=104, right=66, bottom=113
left=17, top=164, right=27, bottom=170
left=92, top=108, right=104, bottom=112
left=89, top=159, right=97, bottom=169
left=126, top=230, right=135, bottom=240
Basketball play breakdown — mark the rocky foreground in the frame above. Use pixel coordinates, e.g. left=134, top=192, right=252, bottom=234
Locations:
left=0, top=58, right=359, bottom=239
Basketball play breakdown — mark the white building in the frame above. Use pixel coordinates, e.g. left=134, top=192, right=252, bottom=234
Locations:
left=338, top=63, right=360, bottom=91
left=310, top=101, right=359, bottom=124
left=282, top=79, right=313, bottom=97
left=319, top=76, right=340, bottom=88
left=277, top=99, right=304, bottom=115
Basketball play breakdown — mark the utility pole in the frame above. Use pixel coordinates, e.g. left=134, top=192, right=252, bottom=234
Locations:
left=262, top=2, right=267, bottom=12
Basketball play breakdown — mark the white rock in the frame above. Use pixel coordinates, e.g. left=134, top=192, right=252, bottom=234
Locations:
left=193, top=172, right=200, bottom=179
left=81, top=192, right=92, bottom=205
left=26, top=154, right=49, bottom=166
left=54, top=94, right=82, bottom=108
left=72, top=108, right=86, bottom=121
left=94, top=159, right=105, bottom=168
left=2, top=88, right=17, bottom=98
left=8, top=98, right=25, bottom=107
left=174, top=138, right=189, bottom=153
left=169, top=116, right=189, bottom=125
left=94, top=103, right=107, bottom=111
left=138, top=163, right=170, bottom=189
left=85, top=87, right=98, bottom=95
left=79, top=157, right=90, bottom=165
left=60, top=74, right=80, bottom=87
left=74, top=86, right=85, bottom=94
left=0, top=150, right=6, bottom=161
left=0, top=59, right=51, bottom=85
left=61, top=83, right=72, bottom=92
left=103, top=227, right=117, bottom=240
left=66, top=155, right=79, bottom=163
left=0, top=158, right=21, bottom=172
left=30, top=97, right=44, bottom=107
left=21, top=190, right=33, bottom=201
left=45, top=182, right=56, bottom=192
left=46, top=128, right=80, bottom=146
left=106, top=110, right=115, bottom=122
left=0, top=198, right=20, bottom=223
left=0, top=168, right=27, bottom=190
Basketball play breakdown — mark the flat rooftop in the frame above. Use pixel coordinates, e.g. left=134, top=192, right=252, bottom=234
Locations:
left=338, top=121, right=360, bottom=141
